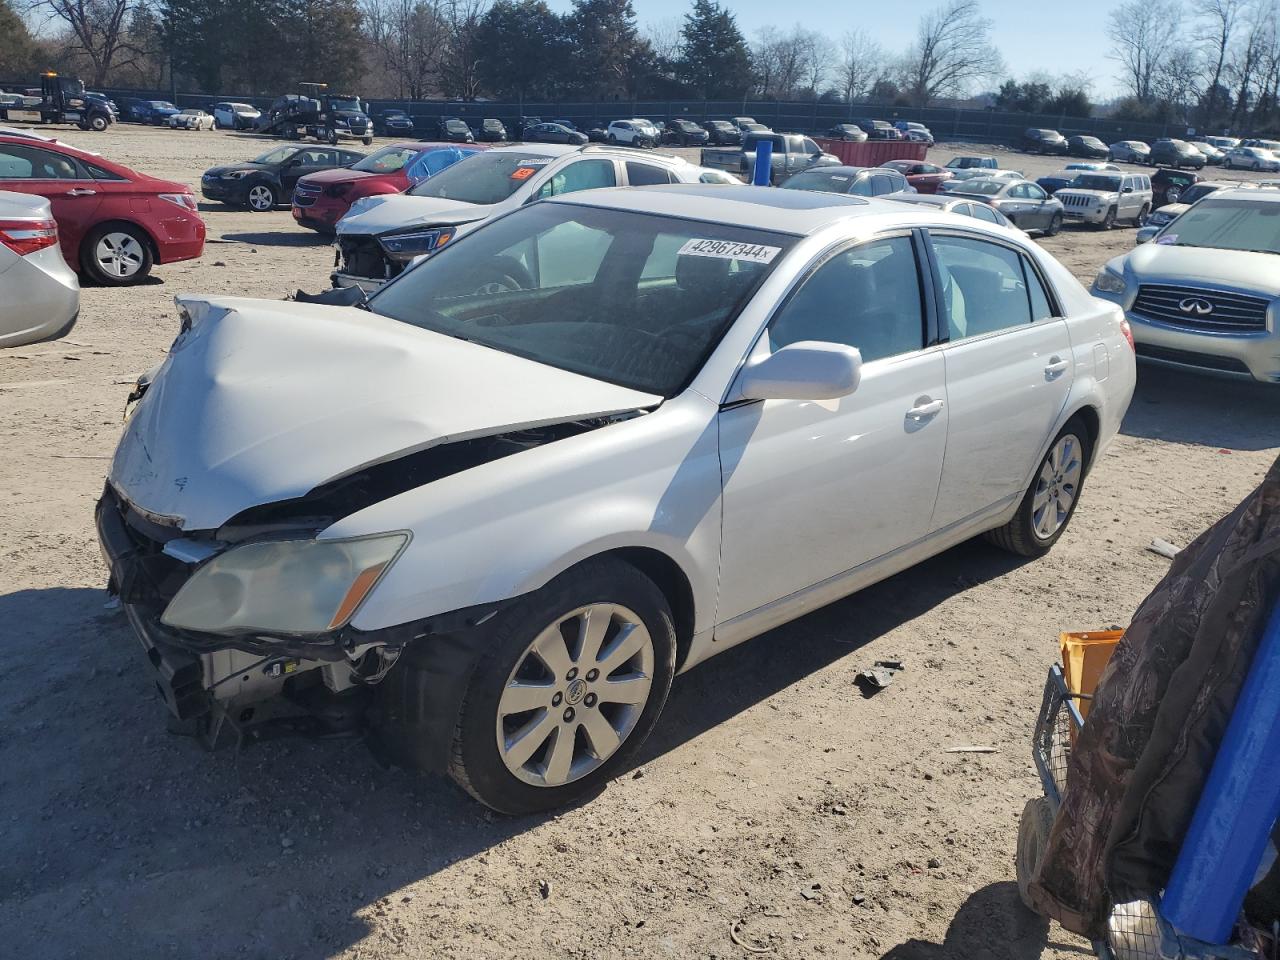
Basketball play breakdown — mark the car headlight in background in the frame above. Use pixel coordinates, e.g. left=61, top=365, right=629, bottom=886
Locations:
left=161, top=533, right=408, bottom=635
left=1093, top=268, right=1127, bottom=296
left=379, top=228, right=453, bottom=261
left=221, top=170, right=251, bottom=180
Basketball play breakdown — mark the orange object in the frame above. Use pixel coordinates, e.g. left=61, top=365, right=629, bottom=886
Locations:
left=1060, top=630, right=1123, bottom=720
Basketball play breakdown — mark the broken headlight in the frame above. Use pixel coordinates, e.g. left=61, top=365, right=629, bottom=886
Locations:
left=378, top=228, right=452, bottom=262
left=161, top=533, right=408, bottom=636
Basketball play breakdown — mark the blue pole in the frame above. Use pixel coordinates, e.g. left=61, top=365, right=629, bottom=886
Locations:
left=752, top=138, right=773, bottom=186
left=1161, top=601, right=1280, bottom=944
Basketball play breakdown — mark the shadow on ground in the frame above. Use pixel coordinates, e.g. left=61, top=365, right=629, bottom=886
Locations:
left=1122, top=363, right=1280, bottom=451
left=880, top=881, right=1057, bottom=959
left=0, top=539, right=1027, bottom=958
left=217, top=230, right=332, bottom=247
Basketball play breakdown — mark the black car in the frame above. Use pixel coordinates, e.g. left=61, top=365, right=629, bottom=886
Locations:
left=853, top=118, right=899, bottom=140
left=660, top=118, right=709, bottom=146
left=1151, top=168, right=1201, bottom=205
left=1023, top=128, right=1069, bottom=154
left=478, top=118, right=507, bottom=142
left=702, top=120, right=740, bottom=145
left=826, top=123, right=868, bottom=142
left=438, top=117, right=475, bottom=143
left=1149, top=138, right=1206, bottom=170
left=199, top=144, right=365, bottom=212
left=587, top=126, right=609, bottom=143
left=374, top=109, right=415, bottom=137
left=518, top=116, right=543, bottom=138
left=522, top=122, right=588, bottom=145
left=1067, top=135, right=1110, bottom=159
left=1035, top=170, right=1079, bottom=195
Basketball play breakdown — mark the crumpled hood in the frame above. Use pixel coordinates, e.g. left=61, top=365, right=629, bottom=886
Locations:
left=1120, top=245, right=1280, bottom=296
left=109, top=296, right=659, bottom=530
left=336, top=193, right=493, bottom=236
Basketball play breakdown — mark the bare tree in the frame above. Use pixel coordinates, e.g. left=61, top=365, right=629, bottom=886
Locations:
left=751, top=25, right=828, bottom=98
left=26, top=0, right=140, bottom=85
left=836, top=29, right=886, bottom=104
left=362, top=0, right=449, bottom=99
left=901, top=0, right=1003, bottom=106
left=1152, top=43, right=1203, bottom=117
left=1196, top=0, right=1242, bottom=123
left=1108, top=0, right=1184, bottom=100
left=437, top=0, right=489, bottom=100
left=644, top=16, right=681, bottom=64
left=800, top=31, right=834, bottom=93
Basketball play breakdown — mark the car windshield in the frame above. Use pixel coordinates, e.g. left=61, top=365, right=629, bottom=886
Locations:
left=1180, top=184, right=1218, bottom=204
left=330, top=97, right=362, bottom=111
left=408, top=151, right=548, bottom=204
left=947, top=158, right=984, bottom=168
left=252, top=146, right=301, bottom=164
left=446, top=120, right=467, bottom=130
left=231, top=103, right=254, bottom=111
left=369, top=202, right=794, bottom=396
left=1070, top=175, right=1122, bottom=191
left=778, top=169, right=855, bottom=193
left=385, top=110, right=408, bottom=118
left=952, top=180, right=1004, bottom=196
left=351, top=145, right=420, bottom=173
left=1158, top=198, right=1280, bottom=254
left=150, top=101, right=175, bottom=109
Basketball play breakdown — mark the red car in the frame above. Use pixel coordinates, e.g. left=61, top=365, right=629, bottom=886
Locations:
left=880, top=160, right=954, bottom=195
left=0, top=134, right=204, bottom=285
left=291, top=141, right=486, bottom=232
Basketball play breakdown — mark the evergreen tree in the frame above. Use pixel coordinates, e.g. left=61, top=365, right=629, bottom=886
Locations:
left=675, top=0, right=751, bottom=99
left=0, top=0, right=41, bottom=78
left=565, top=0, right=652, bottom=99
left=475, top=0, right=568, bottom=98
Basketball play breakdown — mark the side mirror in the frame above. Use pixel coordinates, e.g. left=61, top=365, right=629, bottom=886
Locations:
left=1136, top=226, right=1159, bottom=244
left=735, top=341, right=863, bottom=402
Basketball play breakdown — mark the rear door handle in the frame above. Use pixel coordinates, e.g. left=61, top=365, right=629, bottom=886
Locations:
left=907, top=398, right=945, bottom=420
left=1045, top=356, right=1070, bottom=377
left=65, top=188, right=96, bottom=196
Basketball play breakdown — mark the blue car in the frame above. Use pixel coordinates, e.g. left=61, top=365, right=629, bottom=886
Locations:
left=122, top=99, right=180, bottom=125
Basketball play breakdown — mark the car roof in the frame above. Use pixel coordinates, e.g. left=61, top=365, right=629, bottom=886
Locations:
left=1212, top=188, right=1280, bottom=203
left=893, top=194, right=959, bottom=208
left=543, top=183, right=915, bottom=236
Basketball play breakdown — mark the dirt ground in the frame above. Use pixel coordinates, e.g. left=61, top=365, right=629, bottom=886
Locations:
left=2, top=127, right=1278, bottom=960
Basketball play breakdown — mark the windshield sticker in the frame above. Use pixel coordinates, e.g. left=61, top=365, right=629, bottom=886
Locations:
left=1156, top=234, right=1178, bottom=245
left=510, top=167, right=538, bottom=181
left=516, top=158, right=551, bottom=167
left=678, top=238, right=782, bottom=264
left=829, top=175, right=850, bottom=182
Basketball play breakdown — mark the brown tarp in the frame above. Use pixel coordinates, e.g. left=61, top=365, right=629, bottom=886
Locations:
left=1029, top=454, right=1280, bottom=939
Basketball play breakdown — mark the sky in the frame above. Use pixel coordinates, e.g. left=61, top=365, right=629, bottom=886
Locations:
left=548, top=0, right=1124, bottom=98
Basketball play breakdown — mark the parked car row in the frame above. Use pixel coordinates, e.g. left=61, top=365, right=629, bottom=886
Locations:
left=1021, top=128, right=1280, bottom=172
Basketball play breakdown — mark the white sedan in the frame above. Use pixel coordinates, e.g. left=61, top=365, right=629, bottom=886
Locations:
left=168, top=109, right=214, bottom=131
left=97, top=186, right=1135, bottom=813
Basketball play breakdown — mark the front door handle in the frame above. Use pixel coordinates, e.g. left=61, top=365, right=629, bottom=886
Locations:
left=907, top=397, right=945, bottom=420
left=1045, top=356, right=1070, bottom=377
left=65, top=188, right=97, bottom=196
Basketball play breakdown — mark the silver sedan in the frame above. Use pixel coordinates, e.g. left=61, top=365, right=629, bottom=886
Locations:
left=0, top=190, right=78, bottom=348
left=942, top=178, right=1064, bottom=235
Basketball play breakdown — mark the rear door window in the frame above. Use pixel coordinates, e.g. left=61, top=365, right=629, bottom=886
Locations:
left=534, top=158, right=616, bottom=199
left=626, top=162, right=674, bottom=186
left=930, top=235, right=1033, bottom=340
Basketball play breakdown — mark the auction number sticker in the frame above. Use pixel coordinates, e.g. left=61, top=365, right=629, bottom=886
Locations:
left=678, top=238, right=782, bottom=264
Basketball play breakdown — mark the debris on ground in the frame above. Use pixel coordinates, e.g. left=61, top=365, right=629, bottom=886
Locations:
left=1147, top=538, right=1181, bottom=560
left=943, top=746, right=998, bottom=754
left=855, top=660, right=904, bottom=696
left=729, top=919, right=774, bottom=954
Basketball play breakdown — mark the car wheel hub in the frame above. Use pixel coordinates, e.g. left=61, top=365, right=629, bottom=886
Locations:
left=94, top=232, right=144, bottom=278
left=1032, top=435, right=1082, bottom=540
left=249, top=186, right=272, bottom=210
left=496, top=602, right=654, bottom=788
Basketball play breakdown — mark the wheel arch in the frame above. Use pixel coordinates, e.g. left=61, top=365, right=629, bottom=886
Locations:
left=601, top=546, right=696, bottom=670
left=1064, top=403, right=1101, bottom=472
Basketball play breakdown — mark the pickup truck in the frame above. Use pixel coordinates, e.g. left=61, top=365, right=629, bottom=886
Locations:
left=700, top=132, right=838, bottom=185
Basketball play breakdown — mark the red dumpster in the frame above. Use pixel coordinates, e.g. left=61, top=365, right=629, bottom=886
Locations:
left=812, top=139, right=928, bottom=166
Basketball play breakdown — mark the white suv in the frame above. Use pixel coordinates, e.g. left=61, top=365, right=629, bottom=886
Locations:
left=99, top=187, right=1135, bottom=813
left=1054, top=171, right=1153, bottom=228
left=607, top=119, right=660, bottom=147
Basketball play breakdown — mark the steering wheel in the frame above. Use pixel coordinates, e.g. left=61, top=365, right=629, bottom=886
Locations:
left=470, top=255, right=534, bottom=296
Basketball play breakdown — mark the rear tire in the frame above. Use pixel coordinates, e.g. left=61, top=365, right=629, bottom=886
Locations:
left=1016, top=797, right=1055, bottom=912
left=1134, top=203, right=1150, bottom=226
left=985, top=418, right=1090, bottom=557
left=81, top=223, right=153, bottom=286
left=444, top=558, right=677, bottom=815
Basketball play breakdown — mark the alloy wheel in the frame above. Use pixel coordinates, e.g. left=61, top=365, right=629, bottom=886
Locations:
left=93, top=231, right=145, bottom=279
left=496, top=602, right=655, bottom=788
left=248, top=185, right=274, bottom=211
left=1032, top=434, right=1083, bottom=540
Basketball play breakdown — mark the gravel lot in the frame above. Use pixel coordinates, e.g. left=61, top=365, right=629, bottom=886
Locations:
left=2, top=127, right=1278, bottom=960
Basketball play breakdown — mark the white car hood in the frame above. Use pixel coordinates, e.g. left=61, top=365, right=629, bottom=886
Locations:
left=1121, top=245, right=1280, bottom=296
left=1055, top=189, right=1118, bottom=201
left=109, top=296, right=659, bottom=530
left=337, top=193, right=495, bottom=237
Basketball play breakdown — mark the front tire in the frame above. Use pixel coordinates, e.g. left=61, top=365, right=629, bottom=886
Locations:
left=1045, top=212, right=1063, bottom=236
left=246, top=183, right=276, bottom=212
left=89, top=114, right=108, bottom=132
left=1016, top=797, right=1055, bottom=911
left=1098, top=206, right=1117, bottom=230
left=985, top=419, right=1089, bottom=557
left=447, top=558, right=677, bottom=814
